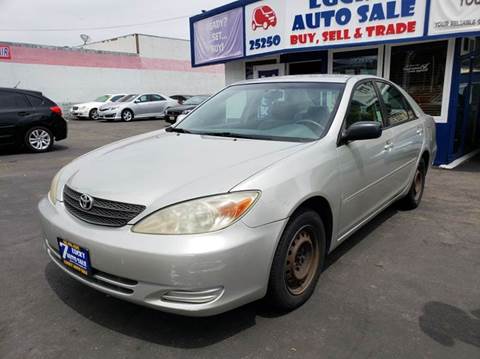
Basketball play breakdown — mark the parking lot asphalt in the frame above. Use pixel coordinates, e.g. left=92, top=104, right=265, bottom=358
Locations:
left=0, top=119, right=479, bottom=359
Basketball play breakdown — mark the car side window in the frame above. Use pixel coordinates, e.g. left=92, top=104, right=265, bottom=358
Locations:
left=149, top=94, right=165, bottom=102
left=137, top=95, right=149, bottom=103
left=0, top=92, right=31, bottom=109
left=345, top=82, right=384, bottom=128
left=376, top=82, right=414, bottom=126
left=27, top=95, right=44, bottom=107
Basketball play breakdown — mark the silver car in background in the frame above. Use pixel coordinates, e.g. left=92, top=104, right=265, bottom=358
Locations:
left=98, top=93, right=177, bottom=122
left=39, top=75, right=436, bottom=316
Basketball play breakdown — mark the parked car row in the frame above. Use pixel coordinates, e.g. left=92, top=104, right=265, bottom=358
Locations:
left=70, top=93, right=209, bottom=123
left=0, top=87, right=67, bottom=153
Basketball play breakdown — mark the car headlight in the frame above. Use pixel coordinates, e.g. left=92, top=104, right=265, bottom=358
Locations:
left=132, top=191, right=260, bottom=235
left=48, top=170, right=62, bottom=204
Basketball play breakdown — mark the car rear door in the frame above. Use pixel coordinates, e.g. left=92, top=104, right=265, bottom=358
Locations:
left=148, top=94, right=167, bottom=116
left=0, top=90, right=31, bottom=146
left=336, top=81, right=396, bottom=237
left=375, top=81, right=423, bottom=194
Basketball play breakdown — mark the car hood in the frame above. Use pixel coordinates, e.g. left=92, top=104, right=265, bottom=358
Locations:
left=63, top=130, right=309, bottom=214
left=168, top=104, right=197, bottom=113
left=74, top=101, right=103, bottom=108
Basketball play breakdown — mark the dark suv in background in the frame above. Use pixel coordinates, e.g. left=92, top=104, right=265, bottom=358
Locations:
left=0, top=88, right=67, bottom=153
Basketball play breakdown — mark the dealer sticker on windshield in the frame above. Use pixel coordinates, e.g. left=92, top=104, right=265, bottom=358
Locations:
left=57, top=239, right=92, bottom=276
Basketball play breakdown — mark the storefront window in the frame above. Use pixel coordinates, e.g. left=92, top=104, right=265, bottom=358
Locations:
left=332, top=49, right=378, bottom=76
left=390, top=41, right=448, bottom=117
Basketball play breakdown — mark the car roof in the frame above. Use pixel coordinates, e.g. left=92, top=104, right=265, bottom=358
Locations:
left=233, top=74, right=384, bottom=86
left=0, top=87, right=43, bottom=96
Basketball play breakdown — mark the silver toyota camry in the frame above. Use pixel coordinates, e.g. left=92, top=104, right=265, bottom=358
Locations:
left=39, top=75, right=437, bottom=316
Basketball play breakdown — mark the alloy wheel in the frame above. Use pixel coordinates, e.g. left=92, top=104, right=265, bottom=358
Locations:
left=28, top=129, right=51, bottom=151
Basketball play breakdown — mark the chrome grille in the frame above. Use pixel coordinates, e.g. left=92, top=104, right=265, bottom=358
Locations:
left=63, top=185, right=146, bottom=227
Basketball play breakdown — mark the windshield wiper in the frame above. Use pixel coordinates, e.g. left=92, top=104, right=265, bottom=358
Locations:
left=165, top=127, right=192, bottom=134
left=197, top=131, right=258, bottom=139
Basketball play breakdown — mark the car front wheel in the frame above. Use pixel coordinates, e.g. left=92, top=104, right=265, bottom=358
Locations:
left=121, top=109, right=134, bottom=122
left=267, top=209, right=326, bottom=311
left=25, top=127, right=53, bottom=153
left=89, top=108, right=99, bottom=120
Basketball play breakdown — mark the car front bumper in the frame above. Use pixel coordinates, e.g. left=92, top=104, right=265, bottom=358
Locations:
left=97, top=109, right=121, bottom=120
left=38, top=197, right=286, bottom=316
left=70, top=109, right=90, bottom=118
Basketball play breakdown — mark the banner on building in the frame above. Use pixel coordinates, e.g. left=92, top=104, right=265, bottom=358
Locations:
left=429, top=0, right=480, bottom=36
left=245, top=0, right=427, bottom=56
left=193, top=7, right=244, bottom=65
left=0, top=46, right=11, bottom=59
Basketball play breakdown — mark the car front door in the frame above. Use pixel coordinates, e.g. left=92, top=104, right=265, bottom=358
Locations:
left=375, top=81, right=423, bottom=194
left=0, top=91, right=30, bottom=146
left=336, top=81, right=396, bottom=237
left=132, top=95, right=150, bottom=117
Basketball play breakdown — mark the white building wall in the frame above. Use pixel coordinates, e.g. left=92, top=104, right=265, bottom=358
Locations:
left=83, top=35, right=138, bottom=54
left=225, top=61, right=245, bottom=85
left=0, top=37, right=225, bottom=105
left=0, top=62, right=224, bottom=103
left=138, top=35, right=190, bottom=60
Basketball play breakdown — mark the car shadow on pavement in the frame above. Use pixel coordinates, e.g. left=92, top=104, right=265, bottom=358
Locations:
left=419, top=301, right=480, bottom=348
left=44, top=262, right=259, bottom=348
left=44, top=204, right=400, bottom=348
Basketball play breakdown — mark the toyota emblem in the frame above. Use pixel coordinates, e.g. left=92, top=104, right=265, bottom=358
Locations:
left=79, top=193, right=94, bottom=211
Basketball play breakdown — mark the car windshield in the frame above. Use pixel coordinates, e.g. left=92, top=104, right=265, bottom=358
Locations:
left=183, top=96, right=209, bottom=105
left=119, top=94, right=138, bottom=102
left=175, top=83, right=344, bottom=142
left=94, top=95, right=110, bottom=102
left=110, top=95, right=125, bottom=102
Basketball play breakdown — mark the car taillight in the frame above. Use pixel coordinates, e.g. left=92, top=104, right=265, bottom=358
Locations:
left=50, top=106, right=62, bottom=116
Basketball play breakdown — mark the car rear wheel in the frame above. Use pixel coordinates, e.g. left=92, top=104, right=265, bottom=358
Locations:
left=122, top=109, right=134, bottom=122
left=25, top=127, right=53, bottom=153
left=267, top=209, right=326, bottom=311
left=89, top=108, right=99, bottom=120
left=399, top=159, right=426, bottom=210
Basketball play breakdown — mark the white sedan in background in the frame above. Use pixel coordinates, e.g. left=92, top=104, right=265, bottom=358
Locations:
left=98, top=93, right=177, bottom=122
left=70, top=94, right=126, bottom=120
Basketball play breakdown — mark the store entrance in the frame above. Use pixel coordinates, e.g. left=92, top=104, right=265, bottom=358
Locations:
left=453, top=54, right=480, bottom=158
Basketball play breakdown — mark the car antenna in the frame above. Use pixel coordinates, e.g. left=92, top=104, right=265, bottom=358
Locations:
left=13, top=81, right=21, bottom=88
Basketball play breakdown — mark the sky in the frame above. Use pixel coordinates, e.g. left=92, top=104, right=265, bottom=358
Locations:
left=0, top=0, right=230, bottom=46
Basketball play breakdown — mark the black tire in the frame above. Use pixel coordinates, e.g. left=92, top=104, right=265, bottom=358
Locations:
left=399, top=159, right=426, bottom=210
left=88, top=108, right=99, bottom=120
left=121, top=109, right=134, bottom=122
left=24, top=126, right=54, bottom=153
left=267, top=209, right=326, bottom=312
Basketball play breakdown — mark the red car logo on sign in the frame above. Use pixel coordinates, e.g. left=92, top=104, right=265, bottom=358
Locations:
left=252, top=5, right=277, bottom=31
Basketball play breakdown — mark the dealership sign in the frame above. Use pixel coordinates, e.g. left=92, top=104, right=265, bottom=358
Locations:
left=0, top=46, right=11, bottom=59
left=245, top=0, right=426, bottom=56
left=429, top=0, right=480, bottom=36
left=191, top=0, right=480, bottom=66
left=193, top=7, right=244, bottom=65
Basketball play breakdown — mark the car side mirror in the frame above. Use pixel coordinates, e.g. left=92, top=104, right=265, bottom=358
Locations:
left=341, top=121, right=382, bottom=143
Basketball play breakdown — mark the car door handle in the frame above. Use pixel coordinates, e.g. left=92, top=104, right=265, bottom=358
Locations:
left=416, top=127, right=424, bottom=135
left=18, top=111, right=30, bottom=116
left=384, top=141, right=394, bottom=151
